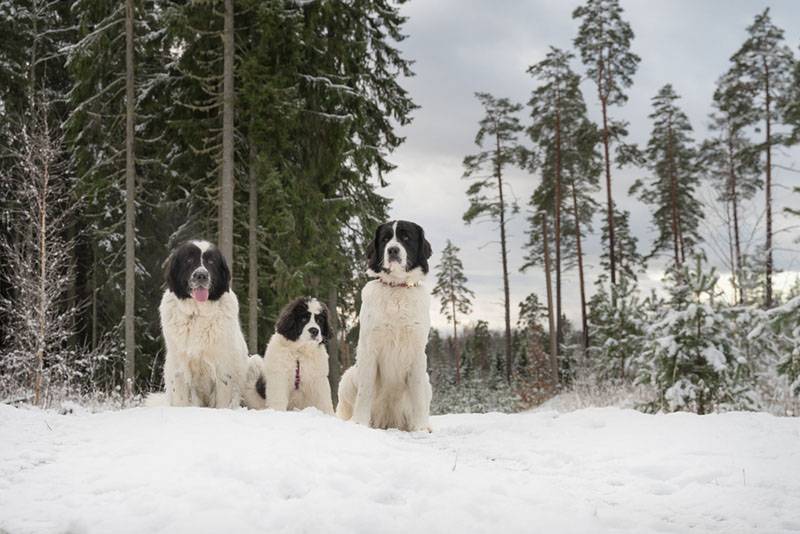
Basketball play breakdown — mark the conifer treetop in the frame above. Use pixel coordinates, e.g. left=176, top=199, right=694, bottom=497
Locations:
left=572, top=0, right=640, bottom=106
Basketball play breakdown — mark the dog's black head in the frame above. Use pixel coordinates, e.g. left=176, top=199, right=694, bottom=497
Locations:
left=164, top=240, right=231, bottom=302
left=367, top=220, right=432, bottom=278
left=275, top=297, right=330, bottom=344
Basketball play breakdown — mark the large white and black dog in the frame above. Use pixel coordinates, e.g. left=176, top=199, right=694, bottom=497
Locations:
left=336, top=220, right=433, bottom=431
left=158, top=240, right=249, bottom=408
left=245, top=297, right=334, bottom=414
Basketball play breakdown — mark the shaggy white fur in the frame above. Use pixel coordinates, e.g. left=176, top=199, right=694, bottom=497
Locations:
left=337, top=270, right=432, bottom=431
left=159, top=290, right=249, bottom=408
left=254, top=333, right=334, bottom=414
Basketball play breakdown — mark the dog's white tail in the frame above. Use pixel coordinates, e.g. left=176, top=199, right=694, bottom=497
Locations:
left=144, top=392, right=168, bottom=407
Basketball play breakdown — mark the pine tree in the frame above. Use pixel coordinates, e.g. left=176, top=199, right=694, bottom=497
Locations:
left=524, top=47, right=600, bottom=353
left=771, top=297, right=800, bottom=396
left=123, top=0, right=136, bottom=395
left=463, top=92, right=524, bottom=384
left=700, top=70, right=762, bottom=304
left=631, top=84, right=703, bottom=267
left=431, top=240, right=474, bottom=385
left=636, top=255, right=757, bottom=414
left=727, top=8, right=796, bottom=307
left=788, top=49, right=800, bottom=143
left=599, top=208, right=643, bottom=282
left=573, top=0, right=640, bottom=286
left=515, top=293, right=551, bottom=402
left=219, top=0, right=235, bottom=269
left=588, top=275, right=646, bottom=381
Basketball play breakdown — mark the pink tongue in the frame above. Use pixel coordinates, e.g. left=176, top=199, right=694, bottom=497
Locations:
left=192, top=287, right=209, bottom=302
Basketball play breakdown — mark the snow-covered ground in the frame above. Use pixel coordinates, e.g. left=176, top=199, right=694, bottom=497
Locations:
left=1, top=404, right=799, bottom=534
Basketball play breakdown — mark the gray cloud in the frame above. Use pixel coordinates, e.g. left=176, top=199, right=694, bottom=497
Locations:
left=383, top=0, right=800, bottom=329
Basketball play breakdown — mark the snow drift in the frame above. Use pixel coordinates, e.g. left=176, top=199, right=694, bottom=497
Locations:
left=1, top=404, right=799, bottom=533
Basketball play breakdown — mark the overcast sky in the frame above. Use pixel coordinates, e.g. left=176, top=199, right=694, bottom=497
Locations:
left=382, top=0, right=800, bottom=330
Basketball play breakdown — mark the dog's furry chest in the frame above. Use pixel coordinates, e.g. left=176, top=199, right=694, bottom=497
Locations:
left=359, top=281, right=431, bottom=386
left=160, top=291, right=243, bottom=364
left=173, top=312, right=226, bottom=354
left=361, top=282, right=430, bottom=337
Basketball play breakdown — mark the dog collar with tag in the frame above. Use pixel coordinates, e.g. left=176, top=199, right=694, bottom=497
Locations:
left=379, top=278, right=421, bottom=288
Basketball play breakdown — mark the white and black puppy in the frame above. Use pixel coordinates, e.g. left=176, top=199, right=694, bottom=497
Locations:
left=336, top=220, right=433, bottom=431
left=157, top=240, right=249, bottom=408
left=246, top=297, right=334, bottom=415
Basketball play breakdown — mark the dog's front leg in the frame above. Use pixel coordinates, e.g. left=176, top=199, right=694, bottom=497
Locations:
left=167, top=369, right=191, bottom=406
left=406, top=364, right=433, bottom=432
left=315, top=378, right=335, bottom=415
left=352, top=356, right=377, bottom=426
left=214, top=367, right=237, bottom=409
left=265, top=374, right=290, bottom=411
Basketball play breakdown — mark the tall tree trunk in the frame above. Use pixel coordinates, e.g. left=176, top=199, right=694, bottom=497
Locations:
left=451, top=297, right=461, bottom=385
left=571, top=180, right=589, bottom=352
left=725, top=199, right=738, bottom=304
left=247, top=143, right=258, bottom=353
left=728, top=131, right=744, bottom=304
left=666, top=117, right=681, bottom=268
left=764, top=61, right=773, bottom=308
left=219, top=0, right=235, bottom=272
left=600, top=97, right=617, bottom=286
left=541, top=212, right=558, bottom=389
left=123, top=0, right=136, bottom=396
left=496, top=131, right=513, bottom=384
left=34, top=119, right=49, bottom=407
left=554, top=100, right=563, bottom=357
left=327, top=287, right=340, bottom=405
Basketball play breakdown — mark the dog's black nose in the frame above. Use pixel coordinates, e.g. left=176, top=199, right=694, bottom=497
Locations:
left=388, top=246, right=400, bottom=256
left=308, top=327, right=319, bottom=337
left=192, top=269, right=209, bottom=283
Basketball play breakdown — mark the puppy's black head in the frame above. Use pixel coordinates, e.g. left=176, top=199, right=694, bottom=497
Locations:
left=275, top=297, right=330, bottom=344
left=163, top=240, right=231, bottom=302
left=367, top=220, right=432, bottom=276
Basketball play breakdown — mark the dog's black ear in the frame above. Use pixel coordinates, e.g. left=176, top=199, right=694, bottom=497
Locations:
left=275, top=298, right=304, bottom=341
left=209, top=248, right=231, bottom=300
left=416, top=224, right=432, bottom=273
left=318, top=301, right=332, bottom=343
left=163, top=245, right=182, bottom=295
left=366, top=223, right=384, bottom=273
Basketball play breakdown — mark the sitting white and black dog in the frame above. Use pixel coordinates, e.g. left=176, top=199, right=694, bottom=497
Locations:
left=156, top=240, right=249, bottom=408
left=245, top=297, right=334, bottom=415
left=336, top=220, right=433, bottom=431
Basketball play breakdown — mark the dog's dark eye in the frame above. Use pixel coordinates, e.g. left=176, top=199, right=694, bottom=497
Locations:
left=382, top=235, right=390, bottom=242
left=402, top=235, right=409, bottom=241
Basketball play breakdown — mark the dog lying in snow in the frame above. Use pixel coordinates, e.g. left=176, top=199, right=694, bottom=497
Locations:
left=336, top=220, right=433, bottom=431
left=244, top=297, right=334, bottom=414
left=154, top=240, right=250, bottom=408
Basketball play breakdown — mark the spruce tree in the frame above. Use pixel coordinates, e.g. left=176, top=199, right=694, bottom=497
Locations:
left=637, top=256, right=757, bottom=414
left=524, top=47, right=600, bottom=354
left=463, top=92, right=525, bottom=384
left=573, top=0, right=640, bottom=286
left=727, top=8, right=796, bottom=307
left=431, top=240, right=475, bottom=385
left=588, top=275, right=646, bottom=381
left=630, top=84, right=702, bottom=267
